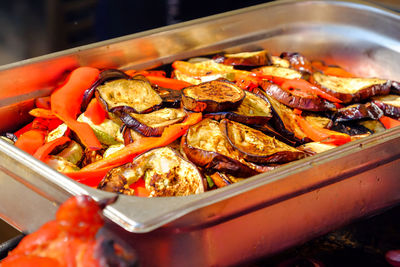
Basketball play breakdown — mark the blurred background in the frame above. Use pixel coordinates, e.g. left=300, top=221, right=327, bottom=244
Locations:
left=0, top=0, right=273, bottom=66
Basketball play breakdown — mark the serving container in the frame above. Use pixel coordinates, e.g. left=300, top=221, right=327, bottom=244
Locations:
left=0, top=0, right=400, bottom=266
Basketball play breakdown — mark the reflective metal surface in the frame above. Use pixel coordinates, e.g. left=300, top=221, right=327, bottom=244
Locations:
left=0, top=0, right=399, bottom=266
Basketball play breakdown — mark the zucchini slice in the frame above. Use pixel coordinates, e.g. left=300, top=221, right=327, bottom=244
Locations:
left=254, top=66, right=302, bottom=80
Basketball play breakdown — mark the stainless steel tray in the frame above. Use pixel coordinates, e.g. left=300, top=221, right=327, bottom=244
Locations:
left=0, top=0, right=400, bottom=266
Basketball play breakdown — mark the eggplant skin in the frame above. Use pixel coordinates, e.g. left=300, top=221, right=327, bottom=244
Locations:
left=280, top=52, right=313, bottom=75
left=81, top=69, right=131, bottom=112
left=181, top=119, right=258, bottom=177
left=312, top=72, right=391, bottom=103
left=214, top=50, right=272, bottom=67
left=120, top=108, right=187, bottom=137
left=182, top=80, right=245, bottom=112
left=372, top=95, right=400, bottom=118
left=334, top=102, right=383, bottom=122
left=259, top=92, right=310, bottom=144
left=221, top=119, right=305, bottom=164
left=204, top=91, right=272, bottom=125
left=261, top=80, right=336, bottom=112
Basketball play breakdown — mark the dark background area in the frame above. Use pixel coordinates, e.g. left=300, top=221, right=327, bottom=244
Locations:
left=0, top=0, right=270, bottom=65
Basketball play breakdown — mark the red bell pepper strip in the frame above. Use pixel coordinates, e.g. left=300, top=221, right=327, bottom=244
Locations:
left=84, top=98, right=107, bottom=125
left=35, top=96, right=52, bottom=109
left=130, top=178, right=151, bottom=197
left=14, top=121, right=35, bottom=138
left=29, top=108, right=58, bottom=119
left=145, top=75, right=192, bottom=90
left=51, top=67, right=102, bottom=150
left=15, top=130, right=46, bottom=155
left=81, top=112, right=202, bottom=172
left=379, top=116, right=400, bottom=129
left=264, top=76, right=343, bottom=103
left=63, top=166, right=113, bottom=187
left=33, top=136, right=70, bottom=161
left=323, top=67, right=354, bottom=78
left=125, top=69, right=166, bottom=77
left=295, top=114, right=351, bottom=146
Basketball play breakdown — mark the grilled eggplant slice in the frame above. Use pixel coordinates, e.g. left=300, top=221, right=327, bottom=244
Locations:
left=81, top=69, right=131, bottom=112
left=254, top=66, right=302, bottom=79
left=99, top=147, right=204, bottom=197
left=204, top=91, right=272, bottom=125
left=330, top=121, right=372, bottom=136
left=372, top=94, right=400, bottom=118
left=261, top=80, right=336, bottom=111
left=122, top=126, right=145, bottom=145
left=215, top=50, right=272, bottom=67
left=96, top=78, right=162, bottom=114
left=153, top=87, right=182, bottom=108
left=182, top=80, right=245, bottom=112
left=280, top=52, right=313, bottom=75
left=181, top=119, right=258, bottom=177
left=120, top=108, right=187, bottom=137
left=221, top=119, right=305, bottom=164
left=260, top=93, right=309, bottom=144
left=334, top=102, right=383, bottom=122
left=312, top=72, right=391, bottom=103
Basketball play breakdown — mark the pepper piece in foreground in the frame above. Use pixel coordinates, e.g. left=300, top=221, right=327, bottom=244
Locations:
left=51, top=67, right=102, bottom=150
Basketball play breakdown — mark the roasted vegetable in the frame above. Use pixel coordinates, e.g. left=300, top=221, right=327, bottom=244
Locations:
left=51, top=67, right=102, bottom=150
left=334, top=102, right=383, bottom=122
left=153, top=86, right=182, bottom=108
left=0, top=195, right=136, bottom=267
left=96, top=78, right=162, bottom=114
left=261, top=93, right=309, bottom=143
left=221, top=119, right=305, bottom=164
left=359, top=120, right=386, bottom=133
left=204, top=90, right=272, bottom=125
left=77, top=114, right=123, bottom=146
left=280, top=52, right=313, bottom=75
left=312, top=72, right=391, bottom=103
left=120, top=108, right=187, bottom=137
left=372, top=94, right=400, bottom=118
left=255, top=66, right=302, bottom=79
left=261, top=80, right=336, bottom=112
left=181, top=119, right=258, bottom=177
left=182, top=80, right=245, bottom=112
left=99, top=147, right=204, bottom=197
left=215, top=50, right=272, bottom=67
left=81, top=69, right=131, bottom=112
left=297, top=142, right=337, bottom=155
